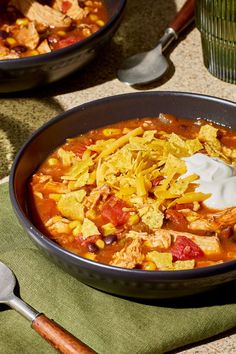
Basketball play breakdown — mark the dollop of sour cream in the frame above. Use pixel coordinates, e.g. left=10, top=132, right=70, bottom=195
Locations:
left=183, top=153, right=236, bottom=209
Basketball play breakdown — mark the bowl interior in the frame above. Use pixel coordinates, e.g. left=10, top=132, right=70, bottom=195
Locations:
left=9, top=92, right=236, bottom=298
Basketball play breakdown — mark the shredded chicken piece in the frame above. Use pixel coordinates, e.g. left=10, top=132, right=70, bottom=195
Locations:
left=52, top=0, right=87, bottom=20
left=189, top=207, right=236, bottom=232
left=214, top=207, right=236, bottom=226
left=150, top=230, right=172, bottom=249
left=84, top=184, right=110, bottom=209
left=46, top=216, right=70, bottom=234
left=127, top=230, right=171, bottom=250
left=11, top=22, right=39, bottom=49
left=110, top=238, right=143, bottom=269
left=10, top=0, right=72, bottom=28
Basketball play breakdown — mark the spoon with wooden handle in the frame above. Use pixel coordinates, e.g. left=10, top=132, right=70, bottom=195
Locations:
left=117, top=0, right=196, bottom=85
left=0, top=261, right=96, bottom=354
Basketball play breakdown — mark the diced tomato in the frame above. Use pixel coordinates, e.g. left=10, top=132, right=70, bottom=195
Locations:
left=171, top=236, right=204, bottom=261
left=40, top=199, right=58, bottom=222
left=175, top=203, right=194, bottom=210
left=61, top=1, right=72, bottom=14
left=165, top=209, right=188, bottom=228
left=57, top=36, right=79, bottom=49
left=67, top=142, right=87, bottom=157
left=152, top=176, right=164, bottom=186
left=101, top=196, right=130, bottom=226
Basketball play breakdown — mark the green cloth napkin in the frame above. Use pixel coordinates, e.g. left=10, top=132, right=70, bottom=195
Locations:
left=1, top=182, right=236, bottom=354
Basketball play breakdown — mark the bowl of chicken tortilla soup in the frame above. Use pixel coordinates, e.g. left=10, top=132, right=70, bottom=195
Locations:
left=10, top=92, right=236, bottom=298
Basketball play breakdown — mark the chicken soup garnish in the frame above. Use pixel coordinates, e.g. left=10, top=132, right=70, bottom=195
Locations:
left=29, top=114, right=236, bottom=270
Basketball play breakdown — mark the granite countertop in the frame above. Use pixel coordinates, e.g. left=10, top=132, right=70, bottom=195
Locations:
left=0, top=0, right=235, bottom=352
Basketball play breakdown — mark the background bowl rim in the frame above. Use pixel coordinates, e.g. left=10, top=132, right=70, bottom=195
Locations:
left=9, top=91, right=236, bottom=280
left=0, top=0, right=127, bottom=67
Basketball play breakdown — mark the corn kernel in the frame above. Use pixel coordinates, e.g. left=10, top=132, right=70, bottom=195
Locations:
left=28, top=50, right=39, bottom=56
left=86, top=209, right=97, bottom=220
left=82, top=28, right=91, bottom=37
left=57, top=30, right=66, bottom=37
left=16, top=18, right=29, bottom=26
left=69, top=220, right=81, bottom=230
left=143, top=261, right=156, bottom=271
left=127, top=213, right=140, bottom=226
left=49, top=193, right=61, bottom=201
left=85, top=0, right=93, bottom=6
left=96, top=20, right=105, bottom=27
left=227, top=252, right=236, bottom=258
left=103, top=128, right=121, bottom=137
left=73, top=223, right=82, bottom=236
left=101, top=223, right=117, bottom=236
left=6, top=37, right=17, bottom=46
left=84, top=252, right=96, bottom=260
left=48, top=158, right=58, bottom=166
left=96, top=239, right=105, bottom=249
left=89, top=14, right=98, bottom=22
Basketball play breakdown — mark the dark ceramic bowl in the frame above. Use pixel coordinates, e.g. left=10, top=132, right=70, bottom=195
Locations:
left=10, top=92, right=236, bottom=299
left=0, top=0, right=126, bottom=93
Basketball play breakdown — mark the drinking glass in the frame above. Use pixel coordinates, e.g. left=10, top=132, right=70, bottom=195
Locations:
left=196, top=0, right=236, bottom=84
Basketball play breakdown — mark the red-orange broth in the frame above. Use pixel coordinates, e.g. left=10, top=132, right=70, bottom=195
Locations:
left=28, top=114, right=236, bottom=271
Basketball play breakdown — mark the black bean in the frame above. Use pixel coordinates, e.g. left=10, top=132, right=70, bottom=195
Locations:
left=87, top=242, right=99, bottom=253
left=0, top=30, right=8, bottom=39
left=78, top=1, right=86, bottom=8
left=69, top=20, right=77, bottom=31
left=13, top=45, right=27, bottom=53
left=104, top=235, right=117, bottom=245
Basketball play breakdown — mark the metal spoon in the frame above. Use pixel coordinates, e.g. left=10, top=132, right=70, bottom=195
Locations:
left=0, top=261, right=95, bottom=354
left=117, top=0, right=196, bottom=85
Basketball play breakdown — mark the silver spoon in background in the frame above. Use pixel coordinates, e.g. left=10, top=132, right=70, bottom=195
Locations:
left=117, top=0, right=196, bottom=86
left=0, top=261, right=95, bottom=354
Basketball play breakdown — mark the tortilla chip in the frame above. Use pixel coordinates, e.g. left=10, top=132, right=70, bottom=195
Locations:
left=139, top=204, right=164, bottom=229
left=81, top=218, right=100, bottom=239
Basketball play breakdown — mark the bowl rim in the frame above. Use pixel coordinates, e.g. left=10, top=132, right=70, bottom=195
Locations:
left=9, top=91, right=236, bottom=280
left=0, top=0, right=127, bottom=67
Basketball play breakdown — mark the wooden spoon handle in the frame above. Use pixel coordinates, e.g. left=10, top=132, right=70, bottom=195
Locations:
left=32, top=314, right=96, bottom=354
left=169, top=0, right=196, bottom=35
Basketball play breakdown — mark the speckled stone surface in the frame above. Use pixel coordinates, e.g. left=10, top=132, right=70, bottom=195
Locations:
left=0, top=0, right=235, bottom=352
